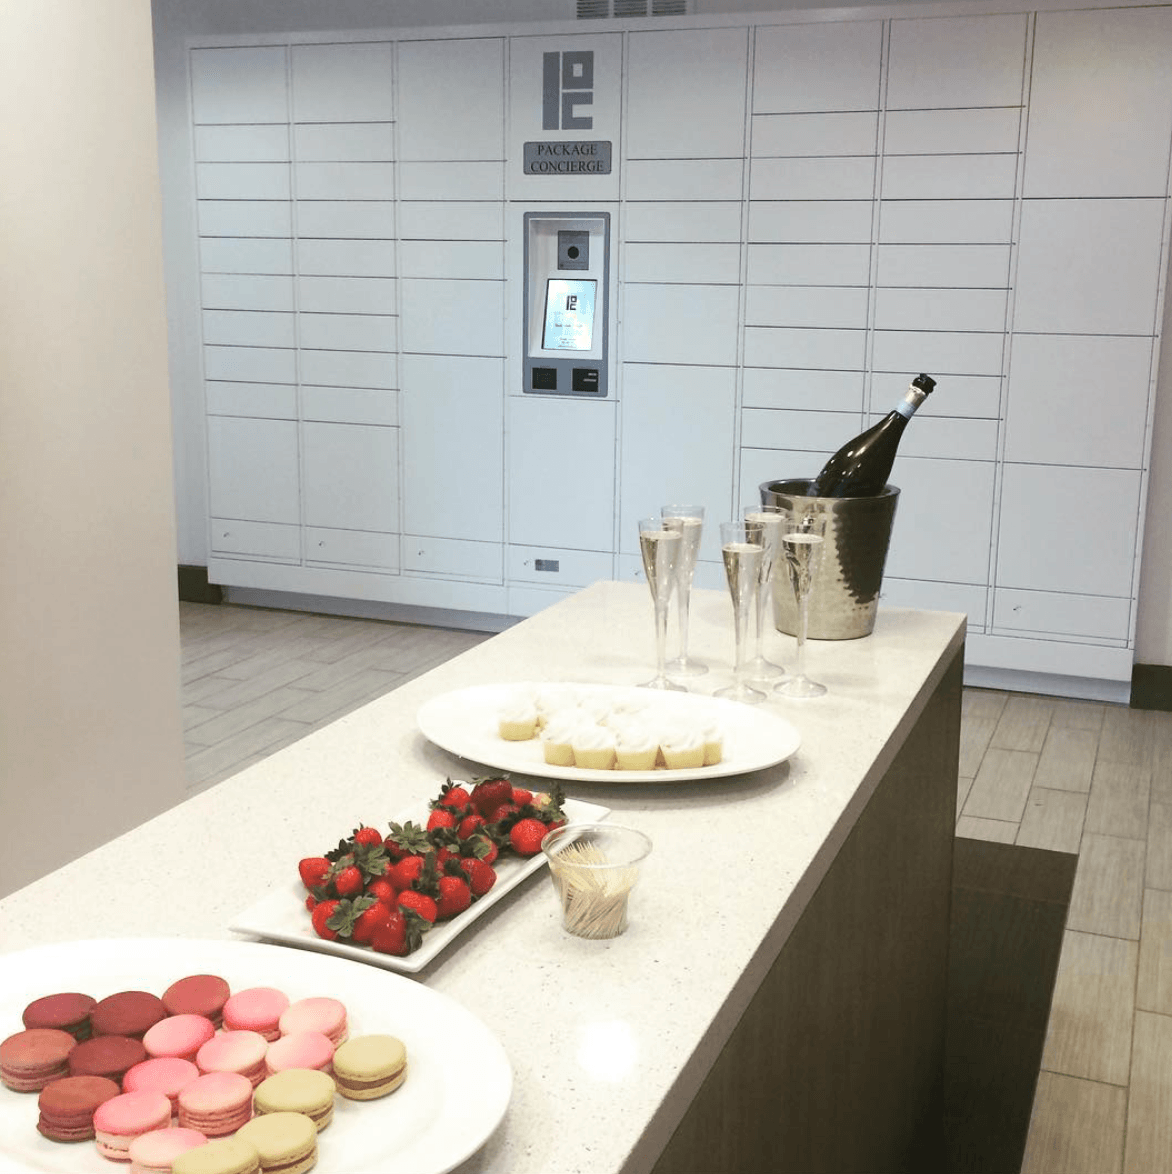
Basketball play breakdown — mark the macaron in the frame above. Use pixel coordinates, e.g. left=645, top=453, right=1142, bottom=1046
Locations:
left=277, top=998, right=348, bottom=1046
left=36, top=1073, right=121, bottom=1142
left=197, top=1030, right=269, bottom=1087
left=123, top=1056, right=201, bottom=1110
left=92, top=991, right=168, bottom=1040
left=222, top=988, right=289, bottom=1042
left=172, top=1135, right=261, bottom=1174
left=93, top=1090, right=174, bottom=1161
left=263, top=1032, right=334, bottom=1077
left=128, top=1126, right=209, bottom=1174
left=68, top=1033, right=148, bottom=1081
left=178, top=1070, right=254, bottom=1136
left=0, top=1027, right=76, bottom=1091
left=162, top=975, right=231, bottom=1027
left=22, top=991, right=97, bottom=1040
left=235, top=1111, right=318, bottom=1174
left=144, top=1014, right=217, bottom=1061
left=253, top=1069, right=335, bottom=1132
left=330, top=1034, right=408, bottom=1100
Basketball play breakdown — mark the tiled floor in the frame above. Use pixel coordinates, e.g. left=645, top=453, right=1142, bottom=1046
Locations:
left=180, top=600, right=491, bottom=791
left=180, top=601, right=1172, bottom=1173
left=960, top=689, right=1172, bottom=1174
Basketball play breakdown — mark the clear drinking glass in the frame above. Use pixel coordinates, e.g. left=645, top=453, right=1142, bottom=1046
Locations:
left=742, top=502, right=786, bottom=681
left=661, top=504, right=708, bottom=678
left=714, top=520, right=766, bottom=704
left=638, top=517, right=686, bottom=692
left=774, top=508, right=828, bottom=699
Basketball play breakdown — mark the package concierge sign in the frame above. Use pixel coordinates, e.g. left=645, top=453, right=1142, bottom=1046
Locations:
left=524, top=49, right=612, bottom=175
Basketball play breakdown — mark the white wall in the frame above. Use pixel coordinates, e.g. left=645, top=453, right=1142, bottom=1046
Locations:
left=151, top=0, right=1172, bottom=671
left=0, top=0, right=186, bottom=897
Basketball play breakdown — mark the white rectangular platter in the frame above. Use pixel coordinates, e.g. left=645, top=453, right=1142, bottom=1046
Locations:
left=231, top=796, right=610, bottom=974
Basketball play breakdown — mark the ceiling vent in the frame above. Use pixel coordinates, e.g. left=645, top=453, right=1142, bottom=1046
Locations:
left=577, top=0, right=691, bottom=17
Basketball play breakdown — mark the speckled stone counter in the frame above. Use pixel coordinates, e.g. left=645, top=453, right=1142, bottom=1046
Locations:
left=0, top=582, right=965, bottom=1174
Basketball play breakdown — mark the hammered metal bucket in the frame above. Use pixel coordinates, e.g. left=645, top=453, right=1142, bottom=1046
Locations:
left=759, top=479, right=900, bottom=640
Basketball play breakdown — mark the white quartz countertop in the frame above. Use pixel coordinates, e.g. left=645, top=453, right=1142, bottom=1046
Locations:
left=0, top=582, right=964, bottom=1174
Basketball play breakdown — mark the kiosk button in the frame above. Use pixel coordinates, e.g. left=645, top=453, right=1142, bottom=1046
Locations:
left=572, top=367, right=600, bottom=393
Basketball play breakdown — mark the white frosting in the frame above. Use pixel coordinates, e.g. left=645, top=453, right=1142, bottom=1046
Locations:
left=571, top=725, right=617, bottom=754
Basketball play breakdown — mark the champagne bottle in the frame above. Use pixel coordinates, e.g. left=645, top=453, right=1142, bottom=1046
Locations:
left=808, top=373, right=937, bottom=498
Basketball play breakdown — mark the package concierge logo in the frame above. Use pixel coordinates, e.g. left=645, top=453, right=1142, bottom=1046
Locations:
left=524, top=49, right=612, bottom=175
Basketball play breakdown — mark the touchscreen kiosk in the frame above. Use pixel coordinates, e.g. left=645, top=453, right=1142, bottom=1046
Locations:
left=523, top=212, right=610, bottom=396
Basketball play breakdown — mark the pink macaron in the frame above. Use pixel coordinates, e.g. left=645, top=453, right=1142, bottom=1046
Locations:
left=122, top=1056, right=201, bottom=1111
left=177, top=1070, right=253, bottom=1136
left=196, top=1030, right=269, bottom=1087
left=221, top=988, right=289, bottom=1042
left=278, top=997, right=348, bottom=1046
left=143, top=1015, right=217, bottom=1062
left=128, top=1126, right=209, bottom=1174
left=263, top=1031, right=335, bottom=1076
left=92, top=1090, right=173, bottom=1161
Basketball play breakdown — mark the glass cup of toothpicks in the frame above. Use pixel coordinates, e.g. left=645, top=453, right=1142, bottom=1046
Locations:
left=541, top=822, right=653, bottom=939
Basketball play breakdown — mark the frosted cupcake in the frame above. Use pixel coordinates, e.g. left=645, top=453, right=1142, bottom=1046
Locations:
left=660, top=729, right=705, bottom=770
left=614, top=725, right=659, bottom=771
left=571, top=725, right=617, bottom=770
left=540, top=712, right=583, bottom=767
left=534, top=687, right=580, bottom=730
left=498, top=694, right=538, bottom=742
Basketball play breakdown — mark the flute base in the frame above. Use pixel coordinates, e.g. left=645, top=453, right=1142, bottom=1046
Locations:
left=714, top=680, right=766, bottom=705
left=641, top=675, right=687, bottom=692
left=775, top=675, right=826, bottom=699
left=746, top=654, right=786, bottom=682
left=665, top=656, right=708, bottom=677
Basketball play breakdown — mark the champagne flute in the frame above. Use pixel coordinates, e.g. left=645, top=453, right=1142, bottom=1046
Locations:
left=638, top=517, right=686, bottom=692
left=714, top=520, right=766, bottom=704
left=742, top=502, right=786, bottom=681
left=774, top=508, right=827, bottom=699
left=661, top=504, right=708, bottom=678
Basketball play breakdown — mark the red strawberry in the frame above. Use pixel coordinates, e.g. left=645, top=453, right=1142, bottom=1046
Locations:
left=397, top=890, right=437, bottom=924
left=365, top=878, right=397, bottom=907
left=511, top=786, right=534, bottom=806
left=298, top=857, right=330, bottom=890
left=333, top=864, right=364, bottom=897
left=426, top=807, right=457, bottom=833
left=459, top=856, right=497, bottom=898
left=311, top=899, right=341, bottom=941
left=471, top=777, right=513, bottom=817
left=457, top=813, right=486, bottom=839
left=487, top=802, right=520, bottom=826
left=370, top=909, right=426, bottom=956
left=509, top=817, right=549, bottom=857
left=351, top=902, right=392, bottom=945
left=305, top=894, right=318, bottom=912
left=462, top=832, right=499, bottom=866
left=435, top=780, right=472, bottom=812
left=352, top=825, right=383, bottom=848
left=435, top=875, right=472, bottom=920
left=383, top=820, right=431, bottom=862
left=390, top=855, right=426, bottom=891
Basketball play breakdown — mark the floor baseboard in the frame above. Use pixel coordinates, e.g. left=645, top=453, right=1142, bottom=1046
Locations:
left=178, top=565, right=222, bottom=605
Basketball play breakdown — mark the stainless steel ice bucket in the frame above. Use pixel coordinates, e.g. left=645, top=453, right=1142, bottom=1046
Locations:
left=759, top=479, right=900, bottom=640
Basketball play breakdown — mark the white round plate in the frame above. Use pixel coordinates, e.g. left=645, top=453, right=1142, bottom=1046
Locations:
left=417, top=682, right=802, bottom=783
left=0, top=938, right=510, bottom=1174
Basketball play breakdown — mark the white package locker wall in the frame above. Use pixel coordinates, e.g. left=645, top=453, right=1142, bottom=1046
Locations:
left=189, top=4, right=1172, bottom=691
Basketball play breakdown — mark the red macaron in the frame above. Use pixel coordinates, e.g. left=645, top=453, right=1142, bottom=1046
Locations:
left=22, top=992, right=97, bottom=1041
left=36, top=1074, right=122, bottom=1142
left=0, top=1028, right=77, bottom=1092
